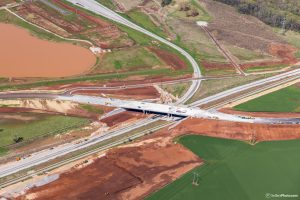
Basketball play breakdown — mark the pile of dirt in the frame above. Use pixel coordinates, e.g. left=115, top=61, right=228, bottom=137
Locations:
left=19, top=133, right=201, bottom=200
left=148, top=47, right=188, bottom=70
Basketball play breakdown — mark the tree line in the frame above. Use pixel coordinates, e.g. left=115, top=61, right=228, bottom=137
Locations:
left=161, top=0, right=172, bottom=7
left=214, top=0, right=300, bottom=32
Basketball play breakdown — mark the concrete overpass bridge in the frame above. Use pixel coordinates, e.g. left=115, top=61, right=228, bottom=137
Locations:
left=57, top=95, right=300, bottom=125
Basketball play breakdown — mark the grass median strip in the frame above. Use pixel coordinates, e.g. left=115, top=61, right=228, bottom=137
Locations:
left=234, top=84, right=300, bottom=112
left=0, top=115, right=89, bottom=148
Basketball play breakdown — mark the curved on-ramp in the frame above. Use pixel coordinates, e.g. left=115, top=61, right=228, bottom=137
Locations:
left=65, top=0, right=202, bottom=104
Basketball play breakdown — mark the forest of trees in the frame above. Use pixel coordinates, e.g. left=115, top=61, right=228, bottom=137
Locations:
left=214, top=0, right=300, bottom=32
left=161, top=0, right=172, bottom=7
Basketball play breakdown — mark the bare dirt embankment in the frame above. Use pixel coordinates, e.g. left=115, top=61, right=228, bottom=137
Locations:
left=0, top=23, right=96, bottom=78
left=72, top=86, right=160, bottom=100
left=100, top=111, right=144, bottom=127
left=176, top=118, right=300, bottom=141
left=241, top=43, right=298, bottom=70
left=0, top=99, right=113, bottom=120
left=148, top=47, right=188, bottom=70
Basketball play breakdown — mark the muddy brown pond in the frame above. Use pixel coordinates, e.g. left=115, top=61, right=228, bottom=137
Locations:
left=0, top=23, right=96, bottom=78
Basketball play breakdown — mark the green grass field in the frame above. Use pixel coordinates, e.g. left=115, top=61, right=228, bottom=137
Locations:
left=234, top=85, right=300, bottom=112
left=125, top=9, right=167, bottom=38
left=162, top=82, right=191, bottom=98
left=226, top=45, right=273, bottom=63
left=147, top=135, right=300, bottom=200
left=79, top=104, right=104, bottom=114
left=97, top=47, right=164, bottom=72
left=0, top=114, right=89, bottom=148
left=170, top=0, right=212, bottom=22
left=244, top=64, right=289, bottom=73
left=275, top=28, right=300, bottom=59
left=186, top=73, right=271, bottom=104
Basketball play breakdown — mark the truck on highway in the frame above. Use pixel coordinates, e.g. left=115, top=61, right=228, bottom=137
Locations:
left=176, top=109, right=187, bottom=114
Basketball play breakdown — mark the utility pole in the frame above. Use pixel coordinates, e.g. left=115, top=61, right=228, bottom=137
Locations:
left=280, top=17, right=286, bottom=35
left=250, top=133, right=257, bottom=145
left=192, top=172, right=200, bottom=186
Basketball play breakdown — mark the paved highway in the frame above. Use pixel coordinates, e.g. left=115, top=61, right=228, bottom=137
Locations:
left=1, top=87, right=300, bottom=179
left=190, top=68, right=300, bottom=107
left=1, top=74, right=300, bottom=181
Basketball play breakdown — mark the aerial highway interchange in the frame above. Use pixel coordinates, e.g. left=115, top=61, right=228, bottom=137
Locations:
left=1, top=0, right=300, bottom=198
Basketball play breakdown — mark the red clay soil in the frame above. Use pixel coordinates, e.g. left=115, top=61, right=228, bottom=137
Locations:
left=19, top=130, right=201, bottom=200
left=73, top=86, right=160, bottom=100
left=241, top=43, right=298, bottom=70
left=0, top=0, right=15, bottom=6
left=269, top=43, right=297, bottom=62
left=100, top=111, right=144, bottom=127
left=0, top=107, right=79, bottom=118
left=175, top=118, right=300, bottom=141
left=52, top=0, right=110, bottom=28
left=220, top=108, right=300, bottom=118
left=68, top=105, right=114, bottom=120
left=51, top=0, right=133, bottom=49
left=18, top=2, right=84, bottom=33
left=201, top=61, right=233, bottom=70
left=148, top=47, right=188, bottom=70
left=0, top=107, right=38, bottom=113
